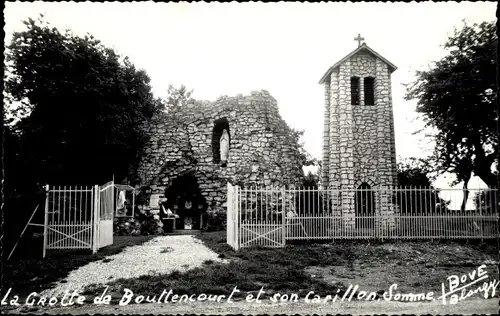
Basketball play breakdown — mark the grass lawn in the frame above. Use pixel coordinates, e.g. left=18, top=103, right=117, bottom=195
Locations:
left=2, top=235, right=155, bottom=301
left=79, top=231, right=498, bottom=304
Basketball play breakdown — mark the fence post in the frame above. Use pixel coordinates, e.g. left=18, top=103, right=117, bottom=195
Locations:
left=235, top=185, right=240, bottom=251
left=226, top=183, right=231, bottom=249
left=42, top=185, right=49, bottom=259
left=479, top=192, right=483, bottom=242
left=282, top=187, right=286, bottom=247
left=92, top=185, right=99, bottom=254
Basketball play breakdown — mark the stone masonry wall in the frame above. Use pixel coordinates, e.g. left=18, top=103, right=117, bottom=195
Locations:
left=328, top=69, right=341, bottom=191
left=323, top=49, right=398, bottom=231
left=136, top=90, right=304, bottom=210
left=321, top=81, right=331, bottom=189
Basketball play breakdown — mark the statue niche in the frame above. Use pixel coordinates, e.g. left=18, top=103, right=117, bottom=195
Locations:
left=212, top=118, right=230, bottom=167
left=220, top=129, right=229, bottom=167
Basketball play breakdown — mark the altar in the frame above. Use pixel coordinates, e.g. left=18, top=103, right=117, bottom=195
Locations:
left=173, top=200, right=205, bottom=230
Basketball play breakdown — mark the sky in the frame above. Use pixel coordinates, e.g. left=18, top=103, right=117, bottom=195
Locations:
left=4, top=1, right=497, bottom=202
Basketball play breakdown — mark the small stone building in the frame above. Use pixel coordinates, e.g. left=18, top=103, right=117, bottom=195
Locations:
left=319, top=41, right=398, bottom=230
left=135, top=90, right=304, bottom=225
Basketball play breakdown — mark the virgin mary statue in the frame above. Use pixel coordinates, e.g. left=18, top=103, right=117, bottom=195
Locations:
left=220, top=129, right=230, bottom=167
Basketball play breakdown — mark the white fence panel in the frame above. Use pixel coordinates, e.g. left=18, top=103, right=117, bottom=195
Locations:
left=227, top=186, right=499, bottom=249
left=44, top=185, right=95, bottom=256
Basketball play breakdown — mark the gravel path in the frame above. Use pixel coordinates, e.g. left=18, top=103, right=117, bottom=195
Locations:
left=41, top=235, right=228, bottom=298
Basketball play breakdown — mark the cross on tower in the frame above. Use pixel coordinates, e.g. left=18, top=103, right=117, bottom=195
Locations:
left=354, top=33, right=365, bottom=47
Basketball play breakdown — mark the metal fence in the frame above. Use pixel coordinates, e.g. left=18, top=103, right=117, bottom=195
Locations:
left=43, top=182, right=117, bottom=257
left=226, top=186, right=499, bottom=249
left=44, top=185, right=96, bottom=256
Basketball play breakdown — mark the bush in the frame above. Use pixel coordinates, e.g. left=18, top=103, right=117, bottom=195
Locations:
left=205, top=204, right=226, bottom=231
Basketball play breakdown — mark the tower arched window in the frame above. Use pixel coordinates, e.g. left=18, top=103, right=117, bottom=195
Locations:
left=350, top=76, right=360, bottom=105
left=364, top=77, right=375, bottom=105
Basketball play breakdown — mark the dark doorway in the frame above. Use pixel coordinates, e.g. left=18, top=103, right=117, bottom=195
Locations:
left=355, top=183, right=376, bottom=228
left=164, top=174, right=207, bottom=230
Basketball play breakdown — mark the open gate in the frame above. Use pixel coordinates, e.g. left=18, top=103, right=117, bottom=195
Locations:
left=98, top=181, right=115, bottom=249
left=43, top=185, right=96, bottom=257
left=43, top=181, right=116, bottom=257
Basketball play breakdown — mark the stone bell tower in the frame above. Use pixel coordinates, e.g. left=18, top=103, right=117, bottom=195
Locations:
left=319, top=34, right=398, bottom=229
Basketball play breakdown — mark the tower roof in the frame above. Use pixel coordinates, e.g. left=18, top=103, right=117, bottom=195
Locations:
left=318, top=43, right=397, bottom=85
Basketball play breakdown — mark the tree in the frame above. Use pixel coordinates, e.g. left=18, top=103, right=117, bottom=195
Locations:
left=473, top=189, right=497, bottom=216
left=291, top=128, right=319, bottom=167
left=452, top=158, right=474, bottom=212
left=303, top=170, right=319, bottom=189
left=396, top=158, right=450, bottom=214
left=5, top=16, right=161, bottom=193
left=397, top=157, right=434, bottom=187
left=164, top=84, right=194, bottom=113
left=404, top=20, right=498, bottom=188
left=296, top=169, right=325, bottom=215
